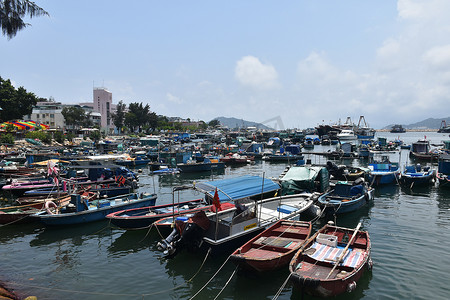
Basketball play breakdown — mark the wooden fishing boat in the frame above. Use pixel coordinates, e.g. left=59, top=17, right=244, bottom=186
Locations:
left=106, top=198, right=206, bottom=230
left=317, top=180, right=374, bottom=215
left=34, top=192, right=157, bottom=226
left=0, top=205, right=43, bottom=224
left=400, top=165, right=435, bottom=187
left=289, top=223, right=372, bottom=298
left=229, top=219, right=312, bottom=272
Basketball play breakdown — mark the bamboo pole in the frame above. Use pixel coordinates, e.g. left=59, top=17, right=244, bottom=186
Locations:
left=325, top=222, right=362, bottom=279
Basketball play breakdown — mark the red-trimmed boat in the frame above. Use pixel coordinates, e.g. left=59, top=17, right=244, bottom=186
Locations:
left=229, top=219, right=312, bottom=272
left=289, top=222, right=372, bottom=298
left=106, top=198, right=205, bottom=230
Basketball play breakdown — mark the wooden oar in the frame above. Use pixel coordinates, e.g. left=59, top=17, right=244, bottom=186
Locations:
left=325, top=222, right=362, bottom=279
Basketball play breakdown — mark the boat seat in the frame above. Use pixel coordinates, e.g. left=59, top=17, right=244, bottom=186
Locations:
left=306, top=242, right=366, bottom=268
left=253, top=236, right=301, bottom=250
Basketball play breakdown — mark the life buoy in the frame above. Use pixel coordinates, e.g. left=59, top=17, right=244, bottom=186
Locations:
left=45, top=201, right=58, bottom=215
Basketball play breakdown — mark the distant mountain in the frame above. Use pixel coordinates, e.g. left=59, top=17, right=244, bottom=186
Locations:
left=211, top=117, right=273, bottom=130
left=384, top=117, right=450, bottom=130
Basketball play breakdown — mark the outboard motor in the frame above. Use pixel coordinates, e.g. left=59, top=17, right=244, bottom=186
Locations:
left=157, top=210, right=210, bottom=257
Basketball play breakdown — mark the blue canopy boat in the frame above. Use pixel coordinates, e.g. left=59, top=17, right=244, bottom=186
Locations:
left=34, top=192, right=157, bottom=226
left=400, top=164, right=436, bottom=187
left=156, top=175, right=321, bottom=256
left=317, top=180, right=374, bottom=215
left=367, top=162, right=400, bottom=185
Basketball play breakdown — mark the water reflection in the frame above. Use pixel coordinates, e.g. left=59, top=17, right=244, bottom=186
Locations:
left=29, top=221, right=112, bottom=247
left=107, top=229, right=157, bottom=257
left=0, top=222, right=42, bottom=243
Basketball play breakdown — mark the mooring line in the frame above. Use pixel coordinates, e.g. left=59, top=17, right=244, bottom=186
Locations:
left=213, top=265, right=238, bottom=300
left=272, top=273, right=292, bottom=300
left=189, top=251, right=232, bottom=300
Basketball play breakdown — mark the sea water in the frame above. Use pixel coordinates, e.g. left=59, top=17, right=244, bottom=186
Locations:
left=0, top=131, right=449, bottom=299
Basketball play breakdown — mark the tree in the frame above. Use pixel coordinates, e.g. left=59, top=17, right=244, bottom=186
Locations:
left=208, top=119, right=220, bottom=128
left=0, top=76, right=39, bottom=122
left=1, top=0, right=49, bottom=39
left=111, top=100, right=126, bottom=134
left=125, top=102, right=157, bottom=133
left=61, top=106, right=92, bottom=131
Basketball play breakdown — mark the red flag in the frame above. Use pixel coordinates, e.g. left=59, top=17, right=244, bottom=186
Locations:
left=212, top=188, right=221, bottom=211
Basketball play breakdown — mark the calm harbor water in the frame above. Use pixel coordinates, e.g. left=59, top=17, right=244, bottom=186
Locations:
left=1, top=131, right=450, bottom=300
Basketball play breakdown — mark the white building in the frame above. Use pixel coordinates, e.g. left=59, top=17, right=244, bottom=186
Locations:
left=28, top=101, right=65, bottom=129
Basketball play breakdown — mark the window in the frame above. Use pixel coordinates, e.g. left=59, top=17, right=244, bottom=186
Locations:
left=36, top=114, right=39, bottom=118
left=50, top=114, right=54, bottom=118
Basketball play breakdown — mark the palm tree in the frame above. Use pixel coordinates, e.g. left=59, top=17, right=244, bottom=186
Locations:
left=1, top=0, right=49, bottom=39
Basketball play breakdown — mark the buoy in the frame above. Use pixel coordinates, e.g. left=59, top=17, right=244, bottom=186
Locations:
left=347, top=281, right=357, bottom=292
left=45, top=201, right=58, bottom=215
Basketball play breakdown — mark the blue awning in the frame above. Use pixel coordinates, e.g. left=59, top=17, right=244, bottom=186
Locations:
left=194, top=175, right=280, bottom=202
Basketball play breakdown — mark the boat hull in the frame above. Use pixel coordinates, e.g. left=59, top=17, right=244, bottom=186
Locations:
left=230, top=220, right=312, bottom=272
left=36, top=193, right=157, bottom=226
left=106, top=199, right=204, bottom=230
left=289, top=224, right=371, bottom=298
left=318, top=189, right=374, bottom=215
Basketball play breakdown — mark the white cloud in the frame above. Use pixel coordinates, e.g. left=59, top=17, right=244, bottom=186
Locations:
left=423, top=45, right=450, bottom=71
left=166, top=93, right=183, bottom=104
left=235, top=56, right=279, bottom=90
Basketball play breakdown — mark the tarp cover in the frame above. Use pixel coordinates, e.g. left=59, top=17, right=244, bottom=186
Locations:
left=279, top=166, right=329, bottom=194
left=194, top=175, right=279, bottom=202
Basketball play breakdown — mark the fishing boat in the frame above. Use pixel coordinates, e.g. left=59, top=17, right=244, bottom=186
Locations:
left=229, top=219, right=312, bottom=272
left=437, top=120, right=450, bottom=133
left=157, top=193, right=319, bottom=256
left=106, top=187, right=206, bottom=230
left=326, top=162, right=366, bottom=181
left=437, top=154, right=450, bottom=188
left=317, top=180, right=374, bottom=215
left=409, top=139, right=441, bottom=161
left=34, top=192, right=157, bottom=226
left=367, top=162, right=400, bottom=185
left=0, top=205, right=44, bottom=225
left=390, top=124, right=406, bottom=133
left=289, top=222, right=372, bottom=298
left=177, top=157, right=225, bottom=173
left=220, top=153, right=253, bottom=165
left=400, top=164, right=436, bottom=187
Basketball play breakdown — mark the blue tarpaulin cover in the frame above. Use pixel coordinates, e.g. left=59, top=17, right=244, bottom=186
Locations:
left=194, top=175, right=280, bottom=202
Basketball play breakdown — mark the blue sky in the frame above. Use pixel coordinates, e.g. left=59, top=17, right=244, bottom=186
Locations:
left=1, top=0, right=450, bottom=129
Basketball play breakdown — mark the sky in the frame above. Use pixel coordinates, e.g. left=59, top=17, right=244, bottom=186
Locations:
left=1, top=0, right=450, bottom=129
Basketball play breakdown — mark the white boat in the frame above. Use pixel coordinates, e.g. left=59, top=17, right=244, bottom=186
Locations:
left=337, top=129, right=357, bottom=141
left=157, top=193, right=320, bottom=256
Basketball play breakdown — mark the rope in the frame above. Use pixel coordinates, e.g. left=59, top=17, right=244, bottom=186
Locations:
left=5, top=246, right=213, bottom=299
left=213, top=265, right=238, bottom=300
left=189, top=251, right=232, bottom=300
left=272, top=273, right=292, bottom=300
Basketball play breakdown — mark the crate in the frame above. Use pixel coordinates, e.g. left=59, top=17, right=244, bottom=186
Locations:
left=316, top=233, right=338, bottom=247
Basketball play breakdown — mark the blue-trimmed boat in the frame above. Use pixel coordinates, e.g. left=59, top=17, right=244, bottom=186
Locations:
left=317, top=180, right=374, bottom=215
left=367, top=162, right=400, bottom=185
left=34, top=192, right=157, bottom=226
left=400, top=164, right=436, bottom=187
left=437, top=154, right=450, bottom=188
